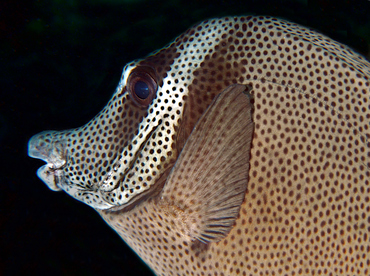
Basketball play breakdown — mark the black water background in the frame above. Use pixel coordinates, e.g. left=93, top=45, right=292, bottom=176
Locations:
left=1, top=0, right=369, bottom=275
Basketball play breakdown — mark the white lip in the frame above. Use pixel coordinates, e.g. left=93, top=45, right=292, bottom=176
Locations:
left=37, top=164, right=63, bottom=191
left=28, top=131, right=67, bottom=191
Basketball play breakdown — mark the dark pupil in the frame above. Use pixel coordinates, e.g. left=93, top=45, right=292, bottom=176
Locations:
left=134, top=81, right=150, bottom=99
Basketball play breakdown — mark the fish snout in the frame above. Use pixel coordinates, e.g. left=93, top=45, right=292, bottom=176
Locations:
left=28, top=131, right=67, bottom=191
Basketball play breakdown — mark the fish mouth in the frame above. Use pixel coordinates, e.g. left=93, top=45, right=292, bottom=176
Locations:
left=28, top=131, right=67, bottom=191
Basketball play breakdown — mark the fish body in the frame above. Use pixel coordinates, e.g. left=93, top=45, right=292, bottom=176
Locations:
left=28, top=16, right=370, bottom=275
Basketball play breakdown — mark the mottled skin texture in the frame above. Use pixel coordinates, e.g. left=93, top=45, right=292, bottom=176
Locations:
left=29, top=16, right=369, bottom=275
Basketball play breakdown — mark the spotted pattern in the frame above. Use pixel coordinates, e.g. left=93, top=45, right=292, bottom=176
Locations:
left=30, top=16, right=369, bottom=275
left=29, top=50, right=183, bottom=209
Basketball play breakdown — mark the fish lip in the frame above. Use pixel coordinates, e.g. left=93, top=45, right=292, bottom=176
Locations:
left=36, top=164, right=64, bottom=191
left=28, top=131, right=67, bottom=191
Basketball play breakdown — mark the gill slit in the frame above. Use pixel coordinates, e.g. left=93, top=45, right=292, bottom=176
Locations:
left=99, top=119, right=162, bottom=193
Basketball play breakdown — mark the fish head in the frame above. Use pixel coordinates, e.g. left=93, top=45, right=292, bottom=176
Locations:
left=28, top=61, right=182, bottom=209
left=28, top=21, right=227, bottom=210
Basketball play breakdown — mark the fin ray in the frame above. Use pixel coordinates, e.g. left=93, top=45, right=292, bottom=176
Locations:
left=159, top=84, right=254, bottom=243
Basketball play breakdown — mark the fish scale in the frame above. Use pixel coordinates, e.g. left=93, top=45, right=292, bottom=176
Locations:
left=28, top=16, right=369, bottom=275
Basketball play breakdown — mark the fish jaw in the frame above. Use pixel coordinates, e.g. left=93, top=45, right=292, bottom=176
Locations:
left=28, top=131, right=66, bottom=192
left=27, top=129, right=116, bottom=209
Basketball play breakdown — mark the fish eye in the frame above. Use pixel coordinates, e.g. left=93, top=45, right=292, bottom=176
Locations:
left=134, top=81, right=150, bottom=99
left=127, top=66, right=158, bottom=107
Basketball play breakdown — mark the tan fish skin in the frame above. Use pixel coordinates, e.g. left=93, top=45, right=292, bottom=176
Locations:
left=28, top=16, right=369, bottom=275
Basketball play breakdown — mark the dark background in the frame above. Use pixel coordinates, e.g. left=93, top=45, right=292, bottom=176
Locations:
left=1, top=0, right=370, bottom=275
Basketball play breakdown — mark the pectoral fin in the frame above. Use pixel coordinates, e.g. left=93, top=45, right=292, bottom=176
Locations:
left=159, top=84, right=254, bottom=243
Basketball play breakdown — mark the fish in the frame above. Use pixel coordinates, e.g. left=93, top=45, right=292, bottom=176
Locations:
left=28, top=16, right=370, bottom=275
